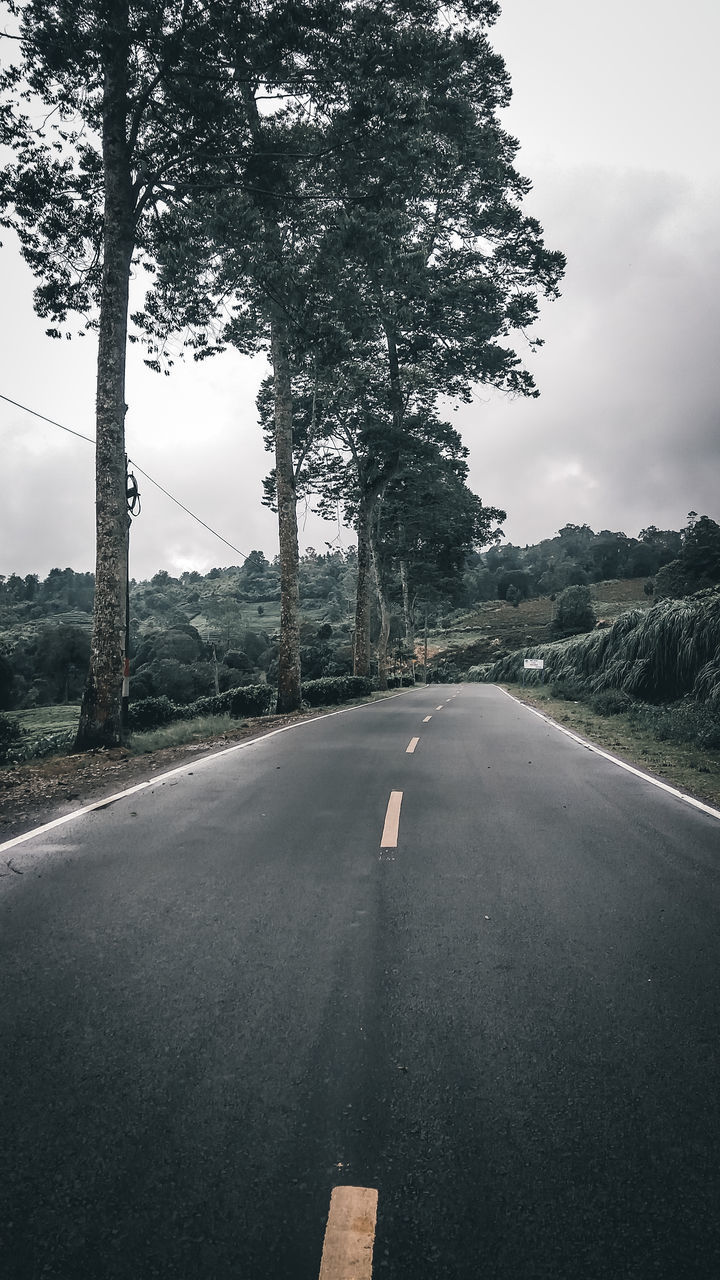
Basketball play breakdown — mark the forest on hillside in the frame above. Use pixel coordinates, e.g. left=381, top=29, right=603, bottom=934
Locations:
left=2, top=513, right=719, bottom=713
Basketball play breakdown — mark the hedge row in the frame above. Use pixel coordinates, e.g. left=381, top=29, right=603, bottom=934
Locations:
left=127, top=671, right=415, bottom=731
left=301, top=675, right=374, bottom=706
left=128, top=684, right=275, bottom=731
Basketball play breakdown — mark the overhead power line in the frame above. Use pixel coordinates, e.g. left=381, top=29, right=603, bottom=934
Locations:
left=0, top=392, right=95, bottom=445
left=1, top=391, right=248, bottom=562
left=127, top=459, right=247, bottom=561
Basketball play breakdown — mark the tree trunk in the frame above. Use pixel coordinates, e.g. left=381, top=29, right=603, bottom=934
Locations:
left=75, top=8, right=134, bottom=751
left=237, top=82, right=302, bottom=713
left=270, top=302, right=302, bottom=712
left=370, top=505, right=390, bottom=691
left=383, top=320, right=405, bottom=434
left=354, top=492, right=374, bottom=677
left=399, top=555, right=414, bottom=652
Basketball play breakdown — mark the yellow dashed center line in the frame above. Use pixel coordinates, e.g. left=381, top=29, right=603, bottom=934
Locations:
left=380, top=791, right=403, bottom=848
left=319, top=1186, right=378, bottom=1280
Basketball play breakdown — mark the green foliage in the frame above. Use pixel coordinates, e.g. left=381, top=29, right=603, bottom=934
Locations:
left=550, top=679, right=585, bottom=701
left=187, top=685, right=275, bottom=718
left=653, top=515, right=720, bottom=600
left=301, top=676, right=374, bottom=707
left=682, top=515, right=720, bottom=579
left=130, top=716, right=238, bottom=754
left=551, top=585, right=596, bottom=637
left=0, top=652, right=14, bottom=709
left=588, top=689, right=633, bottom=716
left=485, top=589, right=720, bottom=709
left=629, top=700, right=720, bottom=750
left=653, top=559, right=697, bottom=601
left=0, top=713, right=22, bottom=762
left=463, top=522, right=687, bottom=607
left=128, top=683, right=275, bottom=730
left=127, top=696, right=177, bottom=732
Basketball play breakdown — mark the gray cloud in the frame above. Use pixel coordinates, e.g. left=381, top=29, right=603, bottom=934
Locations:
left=462, top=166, right=720, bottom=544
left=3, top=0, right=720, bottom=579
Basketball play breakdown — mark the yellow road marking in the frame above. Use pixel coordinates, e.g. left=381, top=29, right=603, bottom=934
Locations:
left=381, top=791, right=403, bottom=848
left=319, top=1186, right=378, bottom=1280
left=406, top=737, right=419, bottom=754
left=422, top=715, right=432, bottom=723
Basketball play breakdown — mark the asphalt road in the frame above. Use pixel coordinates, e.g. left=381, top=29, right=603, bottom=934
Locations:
left=2, top=684, right=720, bottom=1279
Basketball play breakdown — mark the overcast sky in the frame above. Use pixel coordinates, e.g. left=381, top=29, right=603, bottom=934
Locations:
left=2, top=0, right=719, bottom=581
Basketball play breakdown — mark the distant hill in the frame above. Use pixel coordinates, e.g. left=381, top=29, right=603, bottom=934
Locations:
left=2, top=513, right=718, bottom=709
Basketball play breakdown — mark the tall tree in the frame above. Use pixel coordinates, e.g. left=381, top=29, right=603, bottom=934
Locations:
left=138, top=0, right=563, bottom=704
left=373, top=421, right=505, bottom=646
left=1, top=0, right=234, bottom=747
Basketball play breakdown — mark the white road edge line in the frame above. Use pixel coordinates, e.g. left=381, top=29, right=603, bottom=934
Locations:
left=0, top=692, right=413, bottom=856
left=498, top=685, right=720, bottom=823
left=318, top=1186, right=378, bottom=1280
left=406, top=737, right=420, bottom=754
left=381, top=791, right=403, bottom=848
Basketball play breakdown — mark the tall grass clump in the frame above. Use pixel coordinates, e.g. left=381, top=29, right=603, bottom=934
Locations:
left=130, top=715, right=240, bottom=754
left=482, top=587, right=720, bottom=705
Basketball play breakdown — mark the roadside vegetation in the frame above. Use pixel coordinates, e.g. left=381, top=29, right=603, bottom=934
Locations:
left=503, top=685, right=720, bottom=812
left=468, top=585, right=720, bottom=807
left=1, top=513, right=719, bottom=810
left=478, top=590, right=720, bottom=709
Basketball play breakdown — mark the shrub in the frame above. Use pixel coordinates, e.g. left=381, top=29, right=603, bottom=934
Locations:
left=550, top=585, right=597, bottom=637
left=182, top=685, right=275, bottom=719
left=301, top=676, right=374, bottom=707
left=225, top=684, right=275, bottom=717
left=127, top=695, right=176, bottom=731
left=630, top=700, right=720, bottom=749
left=128, top=683, right=275, bottom=731
left=550, top=679, right=586, bottom=701
left=0, top=712, right=23, bottom=762
left=588, top=689, right=633, bottom=716
left=653, top=559, right=696, bottom=601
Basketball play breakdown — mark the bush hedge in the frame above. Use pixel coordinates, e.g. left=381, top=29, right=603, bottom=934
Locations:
left=301, top=675, right=374, bottom=706
left=128, top=683, right=275, bottom=731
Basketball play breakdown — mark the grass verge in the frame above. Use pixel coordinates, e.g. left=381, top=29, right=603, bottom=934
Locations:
left=502, top=683, right=720, bottom=810
left=126, top=687, right=406, bottom=753
left=129, top=715, right=245, bottom=754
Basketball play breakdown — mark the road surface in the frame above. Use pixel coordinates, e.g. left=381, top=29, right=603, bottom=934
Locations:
left=1, top=684, right=720, bottom=1278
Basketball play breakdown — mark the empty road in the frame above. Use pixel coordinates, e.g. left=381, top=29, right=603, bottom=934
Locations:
left=1, top=684, right=719, bottom=1278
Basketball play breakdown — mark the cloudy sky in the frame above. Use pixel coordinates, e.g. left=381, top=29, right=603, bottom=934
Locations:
left=2, top=0, right=719, bottom=581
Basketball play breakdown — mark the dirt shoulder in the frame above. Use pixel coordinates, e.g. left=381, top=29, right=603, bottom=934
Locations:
left=503, top=684, right=720, bottom=812
left=0, top=711, right=315, bottom=844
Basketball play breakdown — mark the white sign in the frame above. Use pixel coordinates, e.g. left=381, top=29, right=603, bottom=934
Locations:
left=524, top=658, right=544, bottom=670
